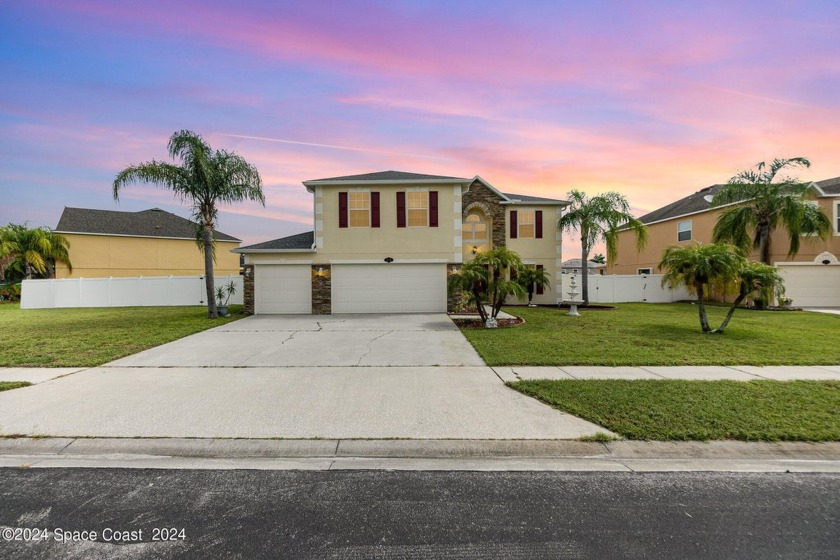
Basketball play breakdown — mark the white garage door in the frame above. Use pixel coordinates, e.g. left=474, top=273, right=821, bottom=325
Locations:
left=332, top=263, right=447, bottom=313
left=778, top=264, right=840, bottom=307
left=255, top=264, right=312, bottom=314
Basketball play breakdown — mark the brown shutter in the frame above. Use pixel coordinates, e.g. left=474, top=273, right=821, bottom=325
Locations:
left=371, top=192, right=380, bottom=228
left=396, top=192, right=406, bottom=228
left=510, top=210, right=518, bottom=239
left=429, top=191, right=438, bottom=227
left=536, top=264, right=544, bottom=295
left=339, top=192, right=348, bottom=228
left=536, top=210, right=543, bottom=238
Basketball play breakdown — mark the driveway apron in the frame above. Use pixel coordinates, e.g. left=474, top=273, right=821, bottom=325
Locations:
left=0, top=314, right=609, bottom=439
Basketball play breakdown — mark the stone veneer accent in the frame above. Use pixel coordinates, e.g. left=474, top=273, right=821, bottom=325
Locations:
left=461, top=179, right=506, bottom=249
left=446, top=263, right=462, bottom=312
left=312, top=264, right=331, bottom=314
left=242, top=264, right=254, bottom=314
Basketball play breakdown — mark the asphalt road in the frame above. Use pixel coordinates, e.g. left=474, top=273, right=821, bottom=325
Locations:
left=0, top=469, right=837, bottom=559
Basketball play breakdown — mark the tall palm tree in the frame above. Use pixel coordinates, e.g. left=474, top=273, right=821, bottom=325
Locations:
left=0, top=224, right=72, bottom=280
left=659, top=242, right=749, bottom=334
left=113, top=130, right=264, bottom=318
left=711, top=157, right=830, bottom=265
left=558, top=190, right=647, bottom=305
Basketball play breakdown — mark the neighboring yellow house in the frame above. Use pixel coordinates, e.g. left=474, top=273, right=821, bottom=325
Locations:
left=608, top=177, right=840, bottom=306
left=235, top=171, right=568, bottom=314
left=54, top=207, right=241, bottom=278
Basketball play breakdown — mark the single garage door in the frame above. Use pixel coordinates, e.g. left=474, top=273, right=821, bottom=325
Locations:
left=777, top=264, right=840, bottom=307
left=332, top=263, right=447, bottom=313
left=255, top=264, right=312, bottom=314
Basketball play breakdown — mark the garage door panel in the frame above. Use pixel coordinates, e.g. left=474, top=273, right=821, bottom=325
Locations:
left=332, top=264, right=446, bottom=313
left=255, top=265, right=312, bottom=314
left=778, top=265, right=840, bottom=307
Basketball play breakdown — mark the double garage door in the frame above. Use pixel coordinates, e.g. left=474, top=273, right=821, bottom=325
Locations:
left=254, top=263, right=447, bottom=314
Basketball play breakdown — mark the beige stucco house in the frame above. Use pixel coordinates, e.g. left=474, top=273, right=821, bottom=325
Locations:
left=54, top=207, right=241, bottom=278
left=236, top=171, right=569, bottom=314
left=608, top=177, right=840, bottom=306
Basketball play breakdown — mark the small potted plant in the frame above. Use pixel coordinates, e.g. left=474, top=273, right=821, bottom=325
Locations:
left=215, top=280, right=237, bottom=317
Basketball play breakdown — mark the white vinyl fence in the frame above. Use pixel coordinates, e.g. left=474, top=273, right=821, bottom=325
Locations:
left=559, top=274, right=691, bottom=303
left=21, top=275, right=244, bottom=309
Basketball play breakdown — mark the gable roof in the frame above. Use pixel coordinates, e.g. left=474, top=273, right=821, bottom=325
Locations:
left=638, top=175, right=840, bottom=225
left=305, top=170, right=469, bottom=184
left=55, top=207, right=240, bottom=241
left=814, top=176, right=840, bottom=196
left=236, top=231, right=314, bottom=252
left=561, top=258, right=606, bottom=269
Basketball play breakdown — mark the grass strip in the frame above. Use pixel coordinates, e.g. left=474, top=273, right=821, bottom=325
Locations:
left=509, top=379, right=840, bottom=441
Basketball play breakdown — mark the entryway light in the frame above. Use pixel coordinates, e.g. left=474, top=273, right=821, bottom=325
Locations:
left=472, top=245, right=478, bottom=255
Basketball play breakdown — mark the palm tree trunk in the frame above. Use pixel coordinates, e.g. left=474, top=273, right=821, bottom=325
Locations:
left=580, top=241, right=589, bottom=305
left=696, top=282, right=711, bottom=333
left=711, top=292, right=747, bottom=334
left=203, top=225, right=218, bottom=318
left=473, top=288, right=487, bottom=323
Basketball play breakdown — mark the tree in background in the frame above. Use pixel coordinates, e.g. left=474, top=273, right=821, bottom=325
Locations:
left=448, top=247, right=526, bottom=327
left=0, top=224, right=71, bottom=280
left=558, top=190, right=647, bottom=305
left=590, top=253, right=606, bottom=264
left=659, top=243, right=782, bottom=334
left=113, top=130, right=264, bottom=318
left=711, top=157, right=830, bottom=265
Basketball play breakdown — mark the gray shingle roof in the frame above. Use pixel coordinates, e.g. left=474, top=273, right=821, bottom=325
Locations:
left=636, top=185, right=725, bottom=224
left=816, top=176, right=840, bottom=195
left=502, top=192, right=567, bottom=204
left=238, top=231, right=314, bottom=251
left=307, top=170, right=469, bottom=182
left=638, top=176, right=840, bottom=224
left=56, top=207, right=240, bottom=241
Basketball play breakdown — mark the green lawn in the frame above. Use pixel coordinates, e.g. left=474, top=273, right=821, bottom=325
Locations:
left=0, top=381, right=31, bottom=392
left=0, top=304, right=243, bottom=367
left=461, top=304, right=840, bottom=366
left=510, top=379, right=840, bottom=441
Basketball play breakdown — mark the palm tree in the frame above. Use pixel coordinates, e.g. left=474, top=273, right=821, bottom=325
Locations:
left=558, top=190, right=647, bottom=305
left=659, top=242, right=748, bottom=334
left=113, top=130, right=264, bottom=318
left=711, top=157, right=830, bottom=265
left=590, top=253, right=606, bottom=264
left=516, top=266, right=551, bottom=306
left=448, top=247, right=526, bottom=326
left=0, top=224, right=72, bottom=280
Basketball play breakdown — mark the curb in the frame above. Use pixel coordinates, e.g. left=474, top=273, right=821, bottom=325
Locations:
left=1, top=438, right=839, bottom=472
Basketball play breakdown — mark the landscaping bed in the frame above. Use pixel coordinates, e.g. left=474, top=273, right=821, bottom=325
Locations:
left=459, top=303, right=840, bottom=366
left=0, top=304, right=244, bottom=367
left=509, top=379, right=840, bottom=441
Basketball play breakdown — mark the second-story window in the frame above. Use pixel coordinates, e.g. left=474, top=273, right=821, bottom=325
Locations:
left=407, top=192, right=428, bottom=227
left=678, top=220, right=692, bottom=241
left=518, top=210, right=535, bottom=238
left=349, top=192, right=370, bottom=227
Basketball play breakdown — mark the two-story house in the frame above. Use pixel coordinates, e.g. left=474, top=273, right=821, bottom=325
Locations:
left=236, top=171, right=568, bottom=314
left=608, top=176, right=840, bottom=306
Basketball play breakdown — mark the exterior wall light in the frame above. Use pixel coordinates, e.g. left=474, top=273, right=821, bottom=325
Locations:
left=472, top=245, right=478, bottom=255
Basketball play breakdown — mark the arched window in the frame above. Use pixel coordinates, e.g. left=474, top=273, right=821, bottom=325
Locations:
left=463, top=212, right=488, bottom=243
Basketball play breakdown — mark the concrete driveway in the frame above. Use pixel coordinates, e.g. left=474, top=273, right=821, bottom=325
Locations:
left=108, top=314, right=486, bottom=367
left=0, top=314, right=610, bottom=440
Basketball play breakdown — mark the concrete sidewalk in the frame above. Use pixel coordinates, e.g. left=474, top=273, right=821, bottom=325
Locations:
left=493, top=364, right=840, bottom=382
left=1, top=438, right=838, bottom=472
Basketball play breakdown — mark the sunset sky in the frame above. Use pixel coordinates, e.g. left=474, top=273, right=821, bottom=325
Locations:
left=2, top=0, right=839, bottom=257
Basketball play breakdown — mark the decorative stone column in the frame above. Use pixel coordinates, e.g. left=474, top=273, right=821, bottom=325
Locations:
left=242, top=264, right=254, bottom=315
left=312, top=265, right=331, bottom=314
